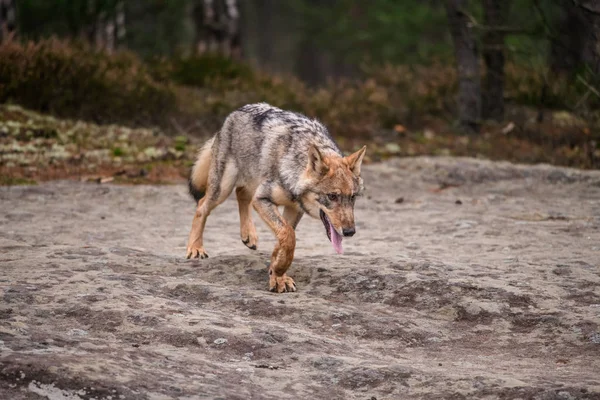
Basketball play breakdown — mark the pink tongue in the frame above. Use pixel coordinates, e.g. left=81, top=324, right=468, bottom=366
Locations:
left=329, top=224, right=343, bottom=254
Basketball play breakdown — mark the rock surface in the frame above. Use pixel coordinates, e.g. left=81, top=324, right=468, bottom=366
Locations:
left=1, top=156, right=599, bottom=399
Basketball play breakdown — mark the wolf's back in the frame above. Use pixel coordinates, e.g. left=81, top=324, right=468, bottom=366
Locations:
left=188, top=103, right=339, bottom=202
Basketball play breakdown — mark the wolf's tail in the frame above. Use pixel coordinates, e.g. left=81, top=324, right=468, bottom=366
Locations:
left=188, top=136, right=215, bottom=203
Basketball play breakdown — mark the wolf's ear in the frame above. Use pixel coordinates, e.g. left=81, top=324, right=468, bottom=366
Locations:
left=308, top=144, right=329, bottom=177
left=345, top=145, right=367, bottom=176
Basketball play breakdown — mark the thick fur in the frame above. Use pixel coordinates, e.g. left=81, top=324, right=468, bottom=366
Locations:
left=186, top=103, right=366, bottom=293
left=188, top=137, right=214, bottom=202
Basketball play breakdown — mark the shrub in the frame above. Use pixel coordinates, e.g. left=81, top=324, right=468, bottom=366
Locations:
left=0, top=38, right=176, bottom=127
left=149, top=53, right=255, bottom=88
left=505, top=63, right=600, bottom=120
left=365, top=62, right=457, bottom=119
left=0, top=38, right=597, bottom=169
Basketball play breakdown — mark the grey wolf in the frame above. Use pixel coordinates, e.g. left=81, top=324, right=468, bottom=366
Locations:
left=186, top=103, right=366, bottom=293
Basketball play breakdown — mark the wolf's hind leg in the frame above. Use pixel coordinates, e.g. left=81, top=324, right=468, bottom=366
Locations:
left=253, top=197, right=296, bottom=293
left=186, top=197, right=209, bottom=259
left=186, top=160, right=238, bottom=259
left=236, top=187, right=258, bottom=250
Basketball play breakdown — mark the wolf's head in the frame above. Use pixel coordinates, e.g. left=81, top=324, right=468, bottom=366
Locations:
left=300, top=145, right=366, bottom=254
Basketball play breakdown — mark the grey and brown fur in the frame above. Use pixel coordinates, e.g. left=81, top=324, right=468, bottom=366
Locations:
left=187, top=103, right=366, bottom=293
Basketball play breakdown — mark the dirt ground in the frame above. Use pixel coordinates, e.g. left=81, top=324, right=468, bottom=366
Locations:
left=1, top=156, right=599, bottom=400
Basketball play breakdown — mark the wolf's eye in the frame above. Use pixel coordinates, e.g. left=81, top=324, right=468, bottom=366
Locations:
left=351, top=194, right=356, bottom=201
left=327, top=193, right=339, bottom=202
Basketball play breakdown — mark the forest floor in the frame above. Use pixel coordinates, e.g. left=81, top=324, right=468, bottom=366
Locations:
left=2, top=103, right=599, bottom=189
left=1, top=156, right=599, bottom=399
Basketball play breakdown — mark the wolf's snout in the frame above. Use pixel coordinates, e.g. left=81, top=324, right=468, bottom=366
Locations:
left=342, top=227, right=356, bottom=237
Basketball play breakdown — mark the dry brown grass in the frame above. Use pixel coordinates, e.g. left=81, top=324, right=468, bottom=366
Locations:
left=0, top=38, right=598, bottom=175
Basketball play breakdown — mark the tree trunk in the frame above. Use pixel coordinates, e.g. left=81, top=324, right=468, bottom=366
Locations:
left=0, top=0, right=17, bottom=41
left=224, top=0, right=241, bottom=58
left=103, top=11, right=116, bottom=53
left=193, top=0, right=212, bottom=54
left=192, top=0, right=241, bottom=57
left=482, top=0, right=511, bottom=121
left=84, top=0, right=98, bottom=45
left=445, top=0, right=481, bottom=132
left=550, top=0, right=600, bottom=75
left=296, top=35, right=323, bottom=86
left=115, top=1, right=126, bottom=48
left=95, top=10, right=108, bottom=50
left=577, top=0, right=600, bottom=75
left=550, top=0, right=587, bottom=73
left=255, top=0, right=273, bottom=67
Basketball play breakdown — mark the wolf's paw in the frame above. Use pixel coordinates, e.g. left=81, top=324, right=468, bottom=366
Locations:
left=241, top=234, right=258, bottom=250
left=186, top=246, right=208, bottom=259
left=240, top=225, right=258, bottom=250
left=269, top=273, right=296, bottom=293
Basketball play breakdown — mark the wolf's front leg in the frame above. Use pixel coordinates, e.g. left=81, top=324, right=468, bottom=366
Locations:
left=253, top=198, right=297, bottom=293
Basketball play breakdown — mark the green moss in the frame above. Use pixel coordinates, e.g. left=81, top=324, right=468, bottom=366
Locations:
left=0, top=176, right=37, bottom=186
left=174, top=135, right=188, bottom=152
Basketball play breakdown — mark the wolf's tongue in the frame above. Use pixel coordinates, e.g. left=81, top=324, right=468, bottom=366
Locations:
left=329, top=224, right=343, bottom=254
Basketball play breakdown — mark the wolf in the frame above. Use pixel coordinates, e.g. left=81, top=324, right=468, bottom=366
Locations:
left=186, top=103, right=366, bottom=293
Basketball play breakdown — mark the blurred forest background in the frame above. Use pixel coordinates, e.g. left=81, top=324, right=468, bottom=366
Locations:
left=1, top=0, right=599, bottom=184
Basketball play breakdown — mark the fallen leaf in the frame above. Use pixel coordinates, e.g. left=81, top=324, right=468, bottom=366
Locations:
left=394, top=124, right=406, bottom=133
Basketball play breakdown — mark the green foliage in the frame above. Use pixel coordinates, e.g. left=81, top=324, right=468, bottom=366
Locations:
left=125, top=0, right=193, bottom=57
left=17, top=0, right=193, bottom=57
left=286, top=0, right=565, bottom=71
left=17, top=0, right=122, bottom=40
left=174, top=135, right=188, bottom=151
left=150, top=54, right=255, bottom=87
left=1, top=38, right=597, bottom=171
left=0, top=38, right=177, bottom=127
left=289, top=0, right=451, bottom=65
